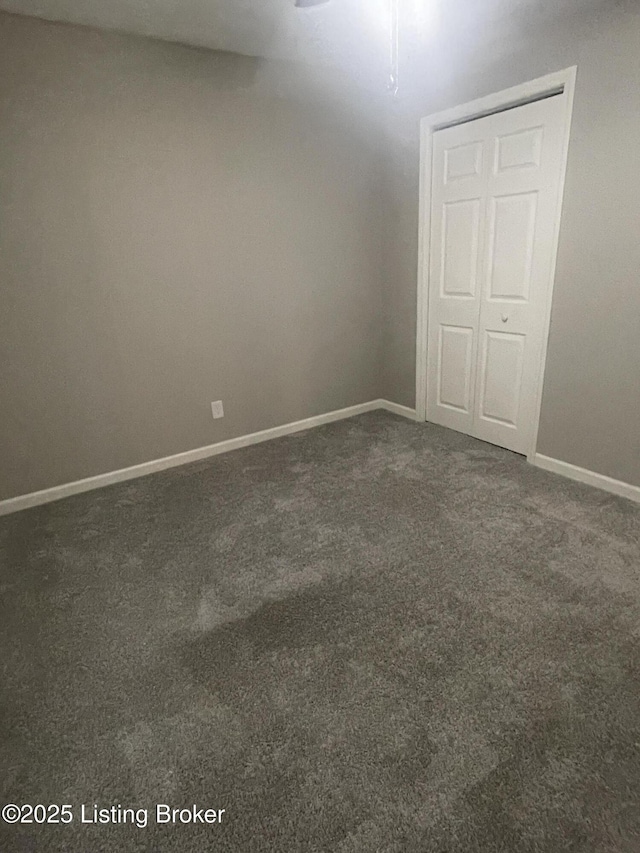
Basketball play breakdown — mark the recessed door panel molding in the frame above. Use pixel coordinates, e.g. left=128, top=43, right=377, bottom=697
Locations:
left=420, top=69, right=576, bottom=459
left=495, top=126, right=543, bottom=173
left=427, top=113, right=485, bottom=436
left=437, top=325, right=473, bottom=412
left=486, top=191, right=538, bottom=302
left=478, top=331, right=525, bottom=426
left=444, top=141, right=482, bottom=183
left=440, top=199, right=481, bottom=298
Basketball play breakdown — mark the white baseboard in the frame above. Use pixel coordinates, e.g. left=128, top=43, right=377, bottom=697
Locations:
left=378, top=400, right=421, bottom=421
left=6, top=404, right=635, bottom=517
left=534, top=454, right=640, bottom=504
left=0, top=399, right=416, bottom=517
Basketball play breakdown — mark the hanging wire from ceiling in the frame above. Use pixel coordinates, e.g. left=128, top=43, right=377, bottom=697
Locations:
left=388, top=0, right=400, bottom=96
left=294, top=0, right=401, bottom=95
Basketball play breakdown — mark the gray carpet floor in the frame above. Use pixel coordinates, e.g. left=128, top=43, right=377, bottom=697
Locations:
left=1, top=411, right=640, bottom=852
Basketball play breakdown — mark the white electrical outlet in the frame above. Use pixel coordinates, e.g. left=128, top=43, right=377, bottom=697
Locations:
left=211, top=400, right=224, bottom=419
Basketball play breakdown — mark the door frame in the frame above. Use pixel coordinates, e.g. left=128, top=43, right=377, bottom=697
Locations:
left=415, top=66, right=577, bottom=462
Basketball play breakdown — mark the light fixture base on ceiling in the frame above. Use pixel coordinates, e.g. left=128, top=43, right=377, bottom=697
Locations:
left=295, top=0, right=331, bottom=8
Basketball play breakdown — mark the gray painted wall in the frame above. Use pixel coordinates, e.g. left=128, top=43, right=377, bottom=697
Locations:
left=381, top=2, right=640, bottom=487
left=0, top=13, right=385, bottom=501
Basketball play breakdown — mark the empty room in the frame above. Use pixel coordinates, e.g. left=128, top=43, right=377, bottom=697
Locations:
left=1, top=0, right=639, bottom=850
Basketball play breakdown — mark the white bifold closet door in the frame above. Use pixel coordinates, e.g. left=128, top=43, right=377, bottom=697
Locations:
left=426, top=94, right=566, bottom=455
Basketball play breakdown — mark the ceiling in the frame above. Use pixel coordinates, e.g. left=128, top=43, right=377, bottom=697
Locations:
left=0, top=0, right=387, bottom=63
left=0, top=0, right=609, bottom=71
